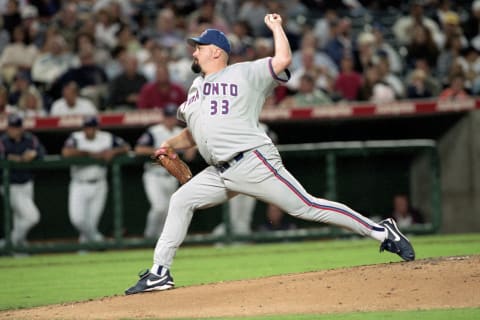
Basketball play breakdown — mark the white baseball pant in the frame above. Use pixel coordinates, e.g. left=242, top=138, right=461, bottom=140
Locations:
left=68, top=179, right=107, bottom=243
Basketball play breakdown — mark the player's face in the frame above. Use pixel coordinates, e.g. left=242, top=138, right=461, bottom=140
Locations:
left=191, top=44, right=208, bottom=74
left=84, top=127, right=97, bottom=140
left=6, top=126, right=22, bottom=140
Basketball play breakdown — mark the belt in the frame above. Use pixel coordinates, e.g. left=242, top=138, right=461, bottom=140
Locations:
left=215, top=152, right=244, bottom=173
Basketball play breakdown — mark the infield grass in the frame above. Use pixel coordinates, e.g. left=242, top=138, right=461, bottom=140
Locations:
left=0, top=233, right=479, bottom=314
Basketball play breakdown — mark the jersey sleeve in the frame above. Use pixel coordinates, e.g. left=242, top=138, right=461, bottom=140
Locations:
left=244, top=57, right=291, bottom=93
left=136, top=131, right=154, bottom=147
left=177, top=102, right=186, bottom=123
left=112, top=135, right=128, bottom=148
left=64, top=134, right=77, bottom=148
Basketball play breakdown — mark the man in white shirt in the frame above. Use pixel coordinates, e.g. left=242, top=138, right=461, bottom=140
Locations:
left=61, top=115, right=130, bottom=243
left=50, top=81, right=97, bottom=116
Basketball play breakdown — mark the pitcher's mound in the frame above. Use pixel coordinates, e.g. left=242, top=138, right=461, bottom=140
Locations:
left=2, top=255, right=479, bottom=319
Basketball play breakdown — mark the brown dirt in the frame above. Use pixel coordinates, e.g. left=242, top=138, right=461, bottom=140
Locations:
left=1, top=255, right=479, bottom=320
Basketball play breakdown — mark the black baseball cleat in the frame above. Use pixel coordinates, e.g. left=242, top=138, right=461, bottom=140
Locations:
left=379, top=218, right=415, bottom=261
left=125, top=268, right=174, bottom=295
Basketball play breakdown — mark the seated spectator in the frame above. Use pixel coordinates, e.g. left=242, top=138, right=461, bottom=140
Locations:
left=238, top=0, right=269, bottom=37
left=288, top=48, right=336, bottom=92
left=94, top=7, right=122, bottom=51
left=280, top=74, right=332, bottom=108
left=289, top=35, right=338, bottom=91
left=74, top=31, right=111, bottom=67
left=50, top=81, right=97, bottom=116
left=141, top=8, right=185, bottom=51
left=51, top=2, right=81, bottom=50
left=187, top=0, right=230, bottom=35
left=406, top=24, right=440, bottom=71
left=228, top=20, right=255, bottom=63
left=391, top=194, right=424, bottom=229
left=438, top=73, right=470, bottom=100
left=353, top=31, right=377, bottom=74
left=357, top=65, right=395, bottom=103
left=437, top=34, right=465, bottom=87
left=17, top=90, right=46, bottom=117
left=139, top=43, right=169, bottom=82
left=2, top=0, right=22, bottom=38
left=49, top=46, right=109, bottom=108
left=406, top=69, right=433, bottom=99
left=107, top=54, right=147, bottom=110
left=115, top=23, right=141, bottom=56
left=137, top=64, right=186, bottom=110
left=371, top=23, right=402, bottom=75
left=0, top=25, right=38, bottom=85
left=8, top=71, right=42, bottom=109
left=464, top=0, right=480, bottom=49
left=405, top=58, right=442, bottom=97
left=334, top=55, right=362, bottom=101
left=313, top=9, right=339, bottom=50
left=376, top=56, right=405, bottom=99
left=31, top=35, right=76, bottom=90
left=324, top=17, right=353, bottom=69
left=463, top=46, right=480, bottom=95
left=392, top=1, right=441, bottom=47
left=0, top=85, right=17, bottom=114
left=436, top=11, right=468, bottom=50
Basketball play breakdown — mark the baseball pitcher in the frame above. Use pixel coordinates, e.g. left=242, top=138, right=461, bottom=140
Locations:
left=126, top=13, right=415, bottom=295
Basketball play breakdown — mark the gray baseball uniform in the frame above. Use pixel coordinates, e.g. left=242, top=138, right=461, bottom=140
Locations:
left=153, top=57, right=385, bottom=268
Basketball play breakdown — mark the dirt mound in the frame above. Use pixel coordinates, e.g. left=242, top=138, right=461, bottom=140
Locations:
left=1, top=255, right=479, bottom=319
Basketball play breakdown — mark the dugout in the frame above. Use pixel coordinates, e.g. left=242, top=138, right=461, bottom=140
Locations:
left=0, top=102, right=478, bottom=253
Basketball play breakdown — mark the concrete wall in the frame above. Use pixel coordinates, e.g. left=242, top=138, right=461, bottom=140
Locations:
left=437, top=110, right=480, bottom=233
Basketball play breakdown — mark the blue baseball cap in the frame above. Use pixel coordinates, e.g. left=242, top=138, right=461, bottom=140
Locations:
left=7, top=114, right=23, bottom=127
left=83, top=115, right=99, bottom=127
left=187, top=29, right=231, bottom=54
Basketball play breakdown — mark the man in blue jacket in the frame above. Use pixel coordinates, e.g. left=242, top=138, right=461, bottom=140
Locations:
left=0, top=114, right=46, bottom=247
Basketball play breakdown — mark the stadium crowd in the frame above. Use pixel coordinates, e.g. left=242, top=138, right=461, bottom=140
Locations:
left=0, top=0, right=479, bottom=117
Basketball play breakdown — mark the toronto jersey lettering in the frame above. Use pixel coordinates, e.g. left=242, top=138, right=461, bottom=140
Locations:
left=178, top=57, right=289, bottom=165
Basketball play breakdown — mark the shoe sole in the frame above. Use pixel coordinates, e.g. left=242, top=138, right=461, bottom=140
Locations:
left=144, top=284, right=174, bottom=292
left=125, top=283, right=174, bottom=295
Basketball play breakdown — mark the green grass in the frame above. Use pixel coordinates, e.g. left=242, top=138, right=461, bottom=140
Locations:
left=0, top=233, right=479, bottom=315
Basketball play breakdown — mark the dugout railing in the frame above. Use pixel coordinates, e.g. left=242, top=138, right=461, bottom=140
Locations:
left=0, top=139, right=441, bottom=254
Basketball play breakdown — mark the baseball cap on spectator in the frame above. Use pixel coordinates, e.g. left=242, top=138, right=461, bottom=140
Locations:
left=187, top=29, right=231, bottom=54
left=83, top=115, right=99, bottom=127
left=163, top=104, right=178, bottom=117
left=7, top=114, right=23, bottom=127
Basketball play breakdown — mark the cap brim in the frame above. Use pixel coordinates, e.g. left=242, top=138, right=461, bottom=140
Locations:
left=187, top=37, right=206, bottom=47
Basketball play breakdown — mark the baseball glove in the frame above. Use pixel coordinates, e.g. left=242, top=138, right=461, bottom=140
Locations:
left=152, top=147, right=193, bottom=184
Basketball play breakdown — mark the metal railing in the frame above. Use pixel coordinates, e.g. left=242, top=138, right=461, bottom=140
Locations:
left=0, top=140, right=441, bottom=254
